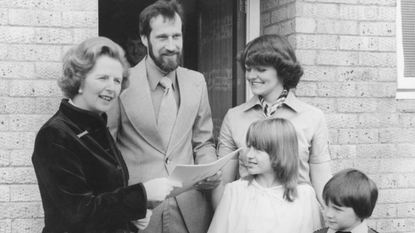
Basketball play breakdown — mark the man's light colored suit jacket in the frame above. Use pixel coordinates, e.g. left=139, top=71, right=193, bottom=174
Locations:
left=107, top=59, right=216, bottom=233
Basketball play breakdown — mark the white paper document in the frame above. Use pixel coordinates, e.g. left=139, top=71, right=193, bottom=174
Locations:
left=167, top=148, right=242, bottom=198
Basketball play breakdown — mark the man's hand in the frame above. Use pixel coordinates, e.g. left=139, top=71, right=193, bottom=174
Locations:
left=195, top=171, right=222, bottom=190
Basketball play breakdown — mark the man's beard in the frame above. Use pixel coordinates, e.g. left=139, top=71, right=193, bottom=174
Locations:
left=148, top=40, right=181, bottom=73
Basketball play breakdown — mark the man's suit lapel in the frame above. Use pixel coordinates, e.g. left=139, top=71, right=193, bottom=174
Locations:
left=167, top=68, right=199, bottom=155
left=120, top=61, right=165, bottom=153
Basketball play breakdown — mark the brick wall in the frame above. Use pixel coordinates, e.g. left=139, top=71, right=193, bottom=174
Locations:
left=261, top=0, right=415, bottom=232
left=0, top=0, right=98, bottom=232
left=1, top=0, right=414, bottom=232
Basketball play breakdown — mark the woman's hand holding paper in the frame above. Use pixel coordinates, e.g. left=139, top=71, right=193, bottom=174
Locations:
left=132, top=209, right=153, bottom=230
left=143, top=178, right=182, bottom=208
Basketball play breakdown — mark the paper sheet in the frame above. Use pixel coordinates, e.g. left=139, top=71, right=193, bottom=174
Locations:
left=167, top=148, right=242, bottom=198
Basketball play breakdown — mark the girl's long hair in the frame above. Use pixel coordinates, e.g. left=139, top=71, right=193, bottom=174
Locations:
left=245, top=118, right=299, bottom=201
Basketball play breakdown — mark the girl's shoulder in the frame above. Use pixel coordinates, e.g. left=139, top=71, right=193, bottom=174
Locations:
left=223, top=179, right=251, bottom=197
left=297, top=182, right=316, bottom=195
left=295, top=183, right=320, bottom=205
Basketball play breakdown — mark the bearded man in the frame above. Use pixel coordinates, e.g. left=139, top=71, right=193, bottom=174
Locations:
left=107, top=1, right=220, bottom=233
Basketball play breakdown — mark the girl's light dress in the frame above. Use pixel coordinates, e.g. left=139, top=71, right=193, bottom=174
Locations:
left=208, top=179, right=324, bottom=233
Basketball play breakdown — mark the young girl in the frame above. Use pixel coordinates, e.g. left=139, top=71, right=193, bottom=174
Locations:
left=208, top=118, right=324, bottom=233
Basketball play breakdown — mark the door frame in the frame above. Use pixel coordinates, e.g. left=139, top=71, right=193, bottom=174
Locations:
left=245, top=0, right=260, bottom=101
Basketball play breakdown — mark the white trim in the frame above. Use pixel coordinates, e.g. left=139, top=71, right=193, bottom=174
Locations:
left=396, top=0, right=415, bottom=99
left=245, top=0, right=260, bottom=101
left=246, top=0, right=260, bottom=43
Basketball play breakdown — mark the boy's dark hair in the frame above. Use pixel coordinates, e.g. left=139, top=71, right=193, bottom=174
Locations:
left=323, top=169, right=378, bottom=220
left=139, top=0, right=185, bottom=39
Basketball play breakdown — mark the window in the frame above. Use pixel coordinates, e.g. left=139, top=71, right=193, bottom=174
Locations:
left=396, top=0, right=415, bottom=99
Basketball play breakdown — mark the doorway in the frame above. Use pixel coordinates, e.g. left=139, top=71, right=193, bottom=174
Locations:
left=98, top=0, right=246, bottom=142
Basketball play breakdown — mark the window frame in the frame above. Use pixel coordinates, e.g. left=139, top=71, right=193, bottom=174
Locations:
left=396, top=0, right=415, bottom=99
left=245, top=0, right=260, bottom=101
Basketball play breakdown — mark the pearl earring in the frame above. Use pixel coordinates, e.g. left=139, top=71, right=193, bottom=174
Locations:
left=78, top=89, right=83, bottom=94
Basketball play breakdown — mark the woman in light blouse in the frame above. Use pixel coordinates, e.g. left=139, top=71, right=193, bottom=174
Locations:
left=213, top=34, right=332, bottom=208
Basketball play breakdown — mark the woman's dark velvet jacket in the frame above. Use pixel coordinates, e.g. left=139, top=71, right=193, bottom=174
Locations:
left=32, top=99, right=147, bottom=233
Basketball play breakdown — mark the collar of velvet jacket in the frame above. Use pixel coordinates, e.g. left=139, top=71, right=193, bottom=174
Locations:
left=60, top=99, right=108, bottom=133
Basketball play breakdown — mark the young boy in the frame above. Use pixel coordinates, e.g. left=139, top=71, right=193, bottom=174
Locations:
left=314, top=169, right=379, bottom=233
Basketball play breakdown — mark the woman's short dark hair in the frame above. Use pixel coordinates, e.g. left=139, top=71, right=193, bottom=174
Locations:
left=237, top=34, right=303, bottom=89
left=323, top=169, right=378, bottom=220
left=139, top=0, right=185, bottom=39
left=59, top=37, right=130, bottom=99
